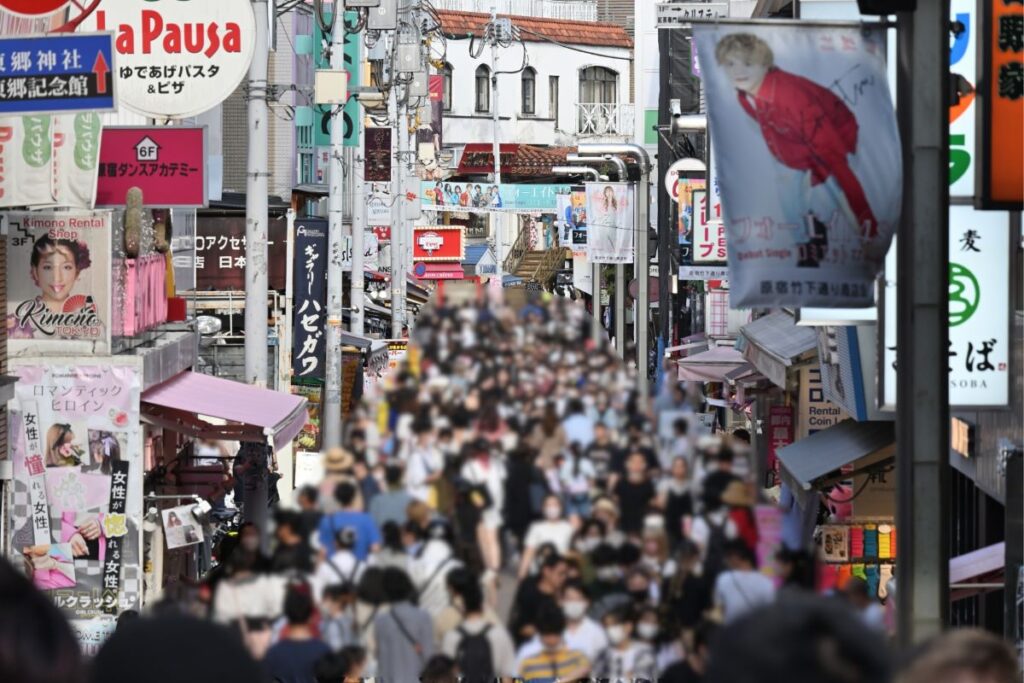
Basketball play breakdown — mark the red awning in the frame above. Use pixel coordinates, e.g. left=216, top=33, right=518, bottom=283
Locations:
left=413, top=262, right=465, bottom=280
left=141, top=372, right=307, bottom=451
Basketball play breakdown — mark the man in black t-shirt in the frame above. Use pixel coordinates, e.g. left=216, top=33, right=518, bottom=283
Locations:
left=612, top=452, right=657, bottom=535
left=660, top=620, right=715, bottom=682
left=508, top=553, right=567, bottom=645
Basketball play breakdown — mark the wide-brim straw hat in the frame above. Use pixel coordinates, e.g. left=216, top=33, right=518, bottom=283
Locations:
left=323, top=447, right=355, bottom=474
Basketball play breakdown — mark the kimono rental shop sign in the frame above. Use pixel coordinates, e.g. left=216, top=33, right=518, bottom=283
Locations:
left=10, top=365, right=143, bottom=627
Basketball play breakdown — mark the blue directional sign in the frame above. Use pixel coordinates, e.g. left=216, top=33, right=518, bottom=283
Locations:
left=0, top=32, right=115, bottom=115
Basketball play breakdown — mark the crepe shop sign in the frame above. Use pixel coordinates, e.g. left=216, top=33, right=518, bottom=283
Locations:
left=84, top=0, right=256, bottom=119
left=413, top=226, right=464, bottom=262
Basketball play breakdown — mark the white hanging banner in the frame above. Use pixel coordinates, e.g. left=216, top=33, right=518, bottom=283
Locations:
left=585, top=182, right=634, bottom=264
left=694, top=23, right=902, bottom=308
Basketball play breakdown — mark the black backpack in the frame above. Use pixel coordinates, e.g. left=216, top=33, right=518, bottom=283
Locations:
left=455, top=624, right=495, bottom=683
left=703, top=516, right=729, bottom=585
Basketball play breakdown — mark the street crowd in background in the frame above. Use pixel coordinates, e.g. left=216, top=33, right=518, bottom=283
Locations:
left=1, top=293, right=1020, bottom=683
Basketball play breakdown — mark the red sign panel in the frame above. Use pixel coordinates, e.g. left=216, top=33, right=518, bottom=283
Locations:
left=413, top=262, right=464, bottom=280
left=457, top=143, right=520, bottom=175
left=0, top=0, right=69, bottom=16
left=766, top=405, right=795, bottom=487
left=95, top=127, right=206, bottom=207
left=412, top=226, right=464, bottom=262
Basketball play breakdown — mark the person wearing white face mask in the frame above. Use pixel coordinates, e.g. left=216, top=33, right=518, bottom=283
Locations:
left=518, top=495, right=575, bottom=579
left=513, top=580, right=609, bottom=672
left=595, top=607, right=656, bottom=682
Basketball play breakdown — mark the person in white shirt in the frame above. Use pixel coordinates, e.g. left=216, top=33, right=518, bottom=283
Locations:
left=403, top=421, right=443, bottom=505
left=514, top=580, right=608, bottom=670
left=562, top=398, right=595, bottom=449
left=558, top=444, right=596, bottom=520
left=594, top=606, right=657, bottom=681
left=441, top=580, right=517, bottom=679
left=312, top=527, right=365, bottom=600
left=713, top=540, right=776, bottom=624
left=460, top=439, right=506, bottom=587
left=409, top=521, right=461, bottom=618
left=517, top=495, right=576, bottom=579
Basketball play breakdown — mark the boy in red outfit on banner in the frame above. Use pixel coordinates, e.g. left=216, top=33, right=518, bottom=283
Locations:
left=715, top=33, right=879, bottom=267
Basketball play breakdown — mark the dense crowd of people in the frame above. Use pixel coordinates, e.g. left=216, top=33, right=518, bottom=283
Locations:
left=1, top=293, right=1019, bottom=683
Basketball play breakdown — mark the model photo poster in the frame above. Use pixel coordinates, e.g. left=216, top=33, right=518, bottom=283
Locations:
left=161, top=505, right=204, bottom=550
left=585, top=182, right=634, bottom=264
left=694, top=24, right=901, bottom=308
left=5, top=211, right=112, bottom=354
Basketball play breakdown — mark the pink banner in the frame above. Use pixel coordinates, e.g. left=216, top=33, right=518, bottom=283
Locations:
left=95, top=127, right=206, bottom=207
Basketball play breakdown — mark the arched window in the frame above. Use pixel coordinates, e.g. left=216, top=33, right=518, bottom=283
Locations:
left=521, top=67, right=536, bottom=115
left=442, top=63, right=453, bottom=112
left=579, top=66, right=618, bottom=104
left=475, top=64, right=490, bottom=113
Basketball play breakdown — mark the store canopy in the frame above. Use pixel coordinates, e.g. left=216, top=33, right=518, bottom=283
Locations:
left=777, top=419, right=895, bottom=492
left=141, top=372, right=307, bottom=451
left=950, top=542, right=1005, bottom=601
left=342, top=331, right=373, bottom=350
left=737, top=311, right=818, bottom=387
left=676, top=346, right=751, bottom=382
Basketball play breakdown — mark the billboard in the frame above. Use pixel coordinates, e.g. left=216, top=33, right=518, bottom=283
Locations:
left=194, top=215, right=287, bottom=291
left=6, top=210, right=111, bottom=355
left=292, top=218, right=328, bottom=382
left=421, top=181, right=570, bottom=213
left=585, top=181, right=634, bottom=264
left=412, top=226, right=464, bottom=262
left=95, top=127, right=207, bottom=208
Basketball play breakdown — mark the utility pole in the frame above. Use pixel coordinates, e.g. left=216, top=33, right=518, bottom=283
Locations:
left=322, top=9, right=346, bottom=449
left=895, top=1, right=950, bottom=644
left=490, top=7, right=502, bottom=185
left=352, top=118, right=366, bottom=337
left=390, top=67, right=404, bottom=338
left=245, top=0, right=270, bottom=388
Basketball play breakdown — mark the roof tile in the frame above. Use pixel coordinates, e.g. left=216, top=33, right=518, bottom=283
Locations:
left=437, top=10, right=633, bottom=50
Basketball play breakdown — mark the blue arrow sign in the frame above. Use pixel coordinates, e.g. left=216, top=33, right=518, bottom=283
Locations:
left=0, top=32, right=115, bottom=115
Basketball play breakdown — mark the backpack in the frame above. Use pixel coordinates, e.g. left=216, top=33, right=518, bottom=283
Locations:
left=454, top=624, right=495, bottom=683
left=702, top=516, right=729, bottom=585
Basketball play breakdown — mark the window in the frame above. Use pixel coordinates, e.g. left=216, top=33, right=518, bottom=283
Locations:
left=475, top=65, right=490, bottom=113
left=521, top=67, right=536, bottom=115
left=442, top=62, right=453, bottom=112
left=549, top=75, right=559, bottom=126
left=579, top=66, right=618, bottom=104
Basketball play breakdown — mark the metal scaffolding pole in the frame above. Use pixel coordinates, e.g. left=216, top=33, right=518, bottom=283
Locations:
left=244, top=0, right=270, bottom=388
left=895, top=1, right=951, bottom=645
left=322, top=10, right=346, bottom=448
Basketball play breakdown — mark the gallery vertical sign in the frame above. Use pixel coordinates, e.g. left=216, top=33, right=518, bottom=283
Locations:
left=365, top=127, right=392, bottom=182
left=292, top=218, right=329, bottom=382
left=101, top=460, right=130, bottom=615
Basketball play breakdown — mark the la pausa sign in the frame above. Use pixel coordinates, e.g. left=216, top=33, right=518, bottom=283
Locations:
left=413, top=226, right=464, bottom=262
left=83, top=0, right=256, bottom=119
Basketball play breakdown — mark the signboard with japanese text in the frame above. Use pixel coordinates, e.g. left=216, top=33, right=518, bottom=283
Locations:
left=9, top=364, right=143, bottom=620
left=0, top=32, right=115, bottom=115
left=692, top=188, right=727, bottom=263
left=412, top=226, right=464, bottom=262
left=364, top=127, right=391, bottom=182
left=421, top=181, right=570, bottom=214
left=975, top=0, right=1023, bottom=209
left=194, top=215, right=287, bottom=291
left=797, top=366, right=847, bottom=440
left=83, top=0, right=256, bottom=119
left=292, top=218, right=328, bottom=382
left=160, top=503, right=203, bottom=550
left=0, top=112, right=103, bottom=209
left=656, top=1, right=729, bottom=27
left=314, top=10, right=360, bottom=147
left=585, top=182, right=634, bottom=264
left=694, top=24, right=901, bottom=308
left=881, top=207, right=1011, bottom=409
left=765, top=405, right=794, bottom=488
left=366, top=183, right=392, bottom=226
left=556, top=187, right=588, bottom=254
left=5, top=211, right=111, bottom=355
left=95, top=127, right=207, bottom=208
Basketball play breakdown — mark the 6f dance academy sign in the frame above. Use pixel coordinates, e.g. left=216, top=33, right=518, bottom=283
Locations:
left=5, top=211, right=112, bottom=355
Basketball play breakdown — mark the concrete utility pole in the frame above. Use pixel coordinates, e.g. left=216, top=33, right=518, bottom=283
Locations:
left=245, top=0, right=270, bottom=388
left=390, top=77, right=404, bottom=338
left=553, top=164, right=603, bottom=347
left=895, top=1, right=951, bottom=645
left=352, top=120, right=366, bottom=337
left=490, top=7, right=502, bottom=186
left=322, top=10, right=346, bottom=449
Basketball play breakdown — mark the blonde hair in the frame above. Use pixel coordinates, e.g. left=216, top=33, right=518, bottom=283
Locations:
left=715, top=33, right=774, bottom=67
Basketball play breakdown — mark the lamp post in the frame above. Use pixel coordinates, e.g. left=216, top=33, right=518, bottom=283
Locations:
left=553, top=165, right=605, bottom=348
left=578, top=143, right=652, bottom=406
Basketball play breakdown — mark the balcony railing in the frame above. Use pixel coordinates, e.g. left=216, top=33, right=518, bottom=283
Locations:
left=576, top=103, right=636, bottom=138
left=432, top=0, right=597, bottom=20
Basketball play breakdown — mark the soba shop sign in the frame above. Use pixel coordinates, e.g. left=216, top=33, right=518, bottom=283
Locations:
left=82, top=0, right=256, bottom=119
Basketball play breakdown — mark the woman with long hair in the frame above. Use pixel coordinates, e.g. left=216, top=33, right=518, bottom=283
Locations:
left=45, top=424, right=80, bottom=467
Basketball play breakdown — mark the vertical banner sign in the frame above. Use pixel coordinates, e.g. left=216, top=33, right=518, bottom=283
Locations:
left=6, top=211, right=112, bottom=354
left=976, top=0, right=1024, bottom=209
left=314, top=10, right=361, bottom=147
left=292, top=218, right=328, bottom=382
left=557, top=187, right=589, bottom=253
left=881, top=207, right=1011, bottom=408
left=950, top=0, right=978, bottom=197
left=694, top=24, right=902, bottom=308
left=11, top=365, right=142, bottom=620
left=675, top=177, right=705, bottom=266
left=585, top=181, right=635, bottom=264
left=692, top=188, right=728, bottom=263
left=364, top=127, right=392, bottom=182
left=765, top=405, right=794, bottom=488
left=416, top=75, right=444, bottom=180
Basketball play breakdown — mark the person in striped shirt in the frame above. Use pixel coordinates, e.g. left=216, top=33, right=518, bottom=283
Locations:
left=517, top=603, right=590, bottom=683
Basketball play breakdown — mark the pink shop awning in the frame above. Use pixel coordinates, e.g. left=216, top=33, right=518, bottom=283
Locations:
left=141, top=372, right=307, bottom=451
left=676, top=346, right=751, bottom=383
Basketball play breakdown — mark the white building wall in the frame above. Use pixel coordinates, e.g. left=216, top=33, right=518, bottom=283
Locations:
left=441, top=35, right=631, bottom=148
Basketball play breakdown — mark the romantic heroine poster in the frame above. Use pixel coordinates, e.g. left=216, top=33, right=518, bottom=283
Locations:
left=693, top=24, right=901, bottom=308
left=9, top=365, right=143, bottom=624
left=5, top=210, right=112, bottom=354
left=585, top=182, right=635, bottom=264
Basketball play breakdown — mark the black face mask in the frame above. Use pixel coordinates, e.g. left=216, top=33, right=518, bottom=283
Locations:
left=630, top=589, right=650, bottom=604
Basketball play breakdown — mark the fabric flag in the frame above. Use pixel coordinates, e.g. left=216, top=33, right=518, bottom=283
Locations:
left=693, top=24, right=901, bottom=308
left=585, top=182, right=634, bottom=264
